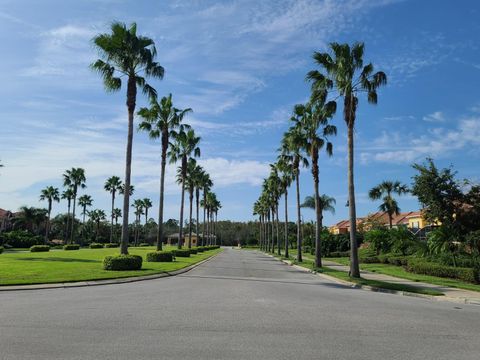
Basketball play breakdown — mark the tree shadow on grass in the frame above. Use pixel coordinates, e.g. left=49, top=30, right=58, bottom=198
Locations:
left=16, top=257, right=99, bottom=263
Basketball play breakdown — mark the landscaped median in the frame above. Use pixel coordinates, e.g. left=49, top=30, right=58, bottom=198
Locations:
left=0, top=245, right=222, bottom=286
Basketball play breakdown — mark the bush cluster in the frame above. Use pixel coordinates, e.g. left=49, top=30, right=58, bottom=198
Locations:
left=30, top=245, right=50, bottom=252
left=406, top=258, right=479, bottom=284
left=326, top=251, right=350, bottom=258
left=1, top=230, right=43, bottom=248
left=89, top=243, right=104, bottom=249
left=139, top=243, right=150, bottom=247
left=104, top=243, right=119, bottom=248
left=189, top=248, right=198, bottom=254
left=103, top=255, right=142, bottom=271
left=146, top=251, right=174, bottom=262
left=172, top=249, right=191, bottom=257
left=63, top=244, right=80, bottom=251
left=196, top=246, right=206, bottom=252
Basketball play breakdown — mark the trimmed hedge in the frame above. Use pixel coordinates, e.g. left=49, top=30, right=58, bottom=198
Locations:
left=172, top=249, right=191, bottom=257
left=196, top=246, right=206, bottom=252
left=89, top=243, right=104, bottom=249
left=1, top=230, right=44, bottom=248
left=139, top=243, right=151, bottom=247
left=103, top=255, right=143, bottom=271
left=406, top=259, right=479, bottom=284
left=30, top=245, right=50, bottom=252
left=189, top=248, right=198, bottom=254
left=326, top=251, right=350, bottom=258
left=105, top=243, right=119, bottom=248
left=0, top=246, right=3, bottom=254
left=63, top=244, right=80, bottom=251
left=146, top=251, right=174, bottom=262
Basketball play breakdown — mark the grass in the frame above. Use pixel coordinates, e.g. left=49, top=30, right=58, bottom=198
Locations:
left=263, top=249, right=444, bottom=296
left=0, top=246, right=221, bottom=286
left=327, top=257, right=480, bottom=293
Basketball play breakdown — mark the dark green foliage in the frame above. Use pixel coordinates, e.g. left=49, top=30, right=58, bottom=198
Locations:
left=146, top=251, right=173, bottom=262
left=30, top=245, right=50, bottom=252
left=406, top=258, right=479, bottom=284
left=139, top=243, right=150, bottom=247
left=364, top=229, right=391, bottom=255
left=104, top=243, right=119, bottom=248
left=1, top=230, right=43, bottom=248
left=326, top=251, right=350, bottom=258
left=63, top=244, right=80, bottom=251
left=89, top=243, right=104, bottom=249
left=189, top=248, right=198, bottom=254
left=0, top=246, right=3, bottom=254
left=377, top=254, right=409, bottom=266
left=196, top=246, right=205, bottom=252
left=103, top=255, right=142, bottom=271
left=389, top=227, right=418, bottom=256
left=172, top=249, right=190, bottom=257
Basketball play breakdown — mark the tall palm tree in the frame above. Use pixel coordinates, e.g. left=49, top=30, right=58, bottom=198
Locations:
left=168, top=128, right=201, bottom=249
left=292, top=96, right=336, bottom=268
left=63, top=167, right=86, bottom=244
left=142, top=198, right=153, bottom=242
left=132, top=199, right=145, bottom=246
left=138, top=94, right=192, bottom=251
left=91, top=22, right=164, bottom=255
left=39, top=186, right=60, bottom=243
left=112, top=208, right=122, bottom=242
left=78, top=194, right=93, bottom=242
left=276, top=158, right=293, bottom=258
left=280, top=124, right=309, bottom=261
left=61, top=188, right=74, bottom=243
left=193, top=166, right=205, bottom=247
left=14, top=206, right=47, bottom=234
left=89, top=209, right=106, bottom=242
left=104, top=176, right=123, bottom=243
left=369, top=181, right=409, bottom=228
left=307, top=42, right=387, bottom=277
left=199, top=172, right=213, bottom=246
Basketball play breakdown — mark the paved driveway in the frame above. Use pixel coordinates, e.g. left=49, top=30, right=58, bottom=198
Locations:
left=1, top=248, right=479, bottom=359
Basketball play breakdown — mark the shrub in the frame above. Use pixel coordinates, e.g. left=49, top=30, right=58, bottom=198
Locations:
left=0, top=246, right=3, bottom=254
left=303, top=246, right=311, bottom=254
left=364, top=229, right=391, bottom=255
left=103, top=255, right=142, bottom=271
left=196, top=246, right=205, bottom=252
left=390, top=227, right=418, bottom=256
left=146, top=251, right=174, bottom=262
left=172, top=249, right=190, bottom=257
left=406, top=258, right=479, bottom=284
left=89, top=243, right=103, bottom=249
left=30, top=245, right=50, bottom=252
left=105, top=243, right=119, bottom=248
left=378, top=254, right=409, bottom=266
left=139, top=243, right=151, bottom=247
left=2, top=230, right=44, bottom=248
left=63, top=244, right=80, bottom=251
left=326, top=251, right=350, bottom=258
left=189, top=248, right=198, bottom=254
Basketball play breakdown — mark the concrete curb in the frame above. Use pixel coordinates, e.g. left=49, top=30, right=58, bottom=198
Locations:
left=262, top=252, right=480, bottom=306
left=0, top=251, right=222, bottom=292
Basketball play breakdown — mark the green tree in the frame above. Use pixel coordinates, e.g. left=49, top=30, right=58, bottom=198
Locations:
left=39, top=186, right=60, bottom=243
left=78, top=194, right=93, bottom=242
left=61, top=188, right=74, bottom=243
left=91, top=21, right=164, bottom=255
left=132, top=199, right=145, bottom=246
left=89, top=209, right=106, bottom=242
left=104, top=176, right=123, bottom=243
left=112, top=208, right=122, bottom=242
left=369, top=180, right=409, bottom=228
left=138, top=94, right=192, bottom=250
left=63, top=167, right=86, bottom=244
left=199, top=171, right=213, bottom=246
left=13, top=206, right=47, bottom=235
left=307, top=42, right=387, bottom=277
left=276, top=158, right=293, bottom=258
left=168, top=128, right=200, bottom=249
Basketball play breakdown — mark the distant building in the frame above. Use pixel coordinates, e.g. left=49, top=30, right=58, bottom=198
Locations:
left=0, top=208, right=14, bottom=232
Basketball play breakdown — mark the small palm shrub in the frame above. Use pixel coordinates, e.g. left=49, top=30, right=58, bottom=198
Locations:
left=63, top=244, right=80, bottom=251
left=103, top=255, right=142, bottom=270
left=30, top=245, right=50, bottom=252
left=146, top=251, right=174, bottom=262
left=89, top=243, right=104, bottom=249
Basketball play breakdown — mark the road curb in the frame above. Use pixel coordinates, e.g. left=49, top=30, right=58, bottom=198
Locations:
left=261, top=252, right=480, bottom=306
left=0, top=250, right=222, bottom=292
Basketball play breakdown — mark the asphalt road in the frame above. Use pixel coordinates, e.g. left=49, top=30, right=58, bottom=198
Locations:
left=1, top=248, right=479, bottom=360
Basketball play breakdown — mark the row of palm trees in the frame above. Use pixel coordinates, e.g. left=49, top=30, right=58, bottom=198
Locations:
left=90, top=22, right=221, bottom=253
left=254, top=42, right=387, bottom=277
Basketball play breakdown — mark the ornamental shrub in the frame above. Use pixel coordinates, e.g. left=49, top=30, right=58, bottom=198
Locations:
left=196, top=246, right=206, bottom=252
left=103, top=255, right=142, bottom=271
left=146, top=251, right=174, bottom=262
left=189, top=248, right=198, bottom=254
left=104, top=243, right=119, bottom=248
left=172, top=249, right=190, bottom=257
left=2, top=230, right=43, bottom=248
left=30, top=245, right=50, bottom=252
left=89, top=243, right=104, bottom=249
left=139, top=243, right=151, bottom=247
left=63, top=244, right=80, bottom=250
left=406, top=258, right=479, bottom=284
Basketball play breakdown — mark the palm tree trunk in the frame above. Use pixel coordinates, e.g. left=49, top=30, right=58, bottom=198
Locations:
left=188, top=190, right=193, bottom=249
left=110, top=192, right=115, bottom=243
left=70, top=195, right=77, bottom=244
left=312, top=151, right=322, bottom=268
left=195, top=188, right=200, bottom=248
left=120, top=77, right=136, bottom=255
left=202, top=190, right=207, bottom=246
left=389, top=213, right=393, bottom=229
left=276, top=204, right=280, bottom=256
left=267, top=211, right=270, bottom=252
left=178, top=161, right=186, bottom=249
left=271, top=208, right=275, bottom=253
left=65, top=201, right=71, bottom=244
left=284, top=189, right=289, bottom=258
left=347, top=122, right=360, bottom=277
left=295, top=167, right=302, bottom=262
left=82, top=209, right=86, bottom=243
left=215, top=211, right=218, bottom=245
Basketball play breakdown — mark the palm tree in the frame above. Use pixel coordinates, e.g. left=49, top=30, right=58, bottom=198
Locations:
left=132, top=199, right=145, bottom=246
left=142, top=198, right=153, bottom=242
left=104, top=176, right=123, bottom=243
left=39, top=186, right=60, bottom=243
left=307, top=42, right=387, bottom=277
left=369, top=181, right=409, bottom=228
left=301, top=194, right=336, bottom=215
left=119, top=184, right=135, bottom=196
left=91, top=22, right=164, bottom=255
left=292, top=97, right=336, bottom=268
left=14, top=206, right=47, bottom=234
left=199, top=172, right=213, bottom=246
left=78, top=194, right=93, bottom=242
left=112, top=208, right=122, bottom=242
left=138, top=94, right=192, bottom=251
left=168, top=128, right=201, bottom=249
left=61, top=188, right=74, bottom=243
left=276, top=159, right=293, bottom=258
left=194, top=166, right=205, bottom=247
left=280, top=125, right=309, bottom=261
left=89, top=209, right=106, bottom=241
left=63, top=167, right=86, bottom=244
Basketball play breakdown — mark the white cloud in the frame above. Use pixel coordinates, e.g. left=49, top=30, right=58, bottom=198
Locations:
left=423, top=111, right=445, bottom=123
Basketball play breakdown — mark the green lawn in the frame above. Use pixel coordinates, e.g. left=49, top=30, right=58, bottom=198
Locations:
left=327, top=257, right=480, bottom=293
left=0, top=246, right=221, bottom=286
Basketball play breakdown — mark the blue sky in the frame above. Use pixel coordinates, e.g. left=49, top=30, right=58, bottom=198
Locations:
left=0, top=0, right=479, bottom=225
